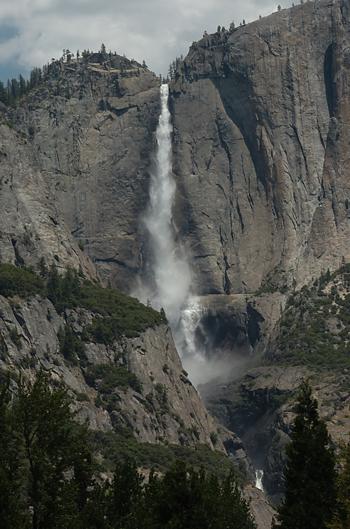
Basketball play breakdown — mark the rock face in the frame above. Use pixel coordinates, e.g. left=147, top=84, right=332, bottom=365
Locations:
left=171, top=0, right=350, bottom=297
left=244, top=485, right=276, bottom=529
left=0, top=291, right=230, bottom=449
left=203, top=264, right=350, bottom=501
left=3, top=2, right=349, bottom=303
left=0, top=121, right=95, bottom=278
left=168, top=0, right=350, bottom=503
left=4, top=53, right=160, bottom=289
left=0, top=53, right=240, bottom=461
left=204, top=364, right=350, bottom=503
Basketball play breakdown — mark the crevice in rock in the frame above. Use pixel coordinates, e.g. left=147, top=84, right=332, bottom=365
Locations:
left=11, top=238, right=24, bottom=266
left=93, top=257, right=138, bottom=272
left=215, top=114, right=234, bottom=186
left=324, top=43, right=337, bottom=117
left=291, top=125, right=309, bottom=175
left=247, top=303, right=265, bottom=347
left=236, top=200, right=245, bottom=232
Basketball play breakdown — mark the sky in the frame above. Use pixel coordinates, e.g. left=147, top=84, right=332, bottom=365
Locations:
left=0, top=0, right=291, bottom=81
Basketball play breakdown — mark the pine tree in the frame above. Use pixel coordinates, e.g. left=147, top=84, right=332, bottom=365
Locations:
left=217, top=471, right=256, bottom=529
left=19, top=74, right=27, bottom=96
left=276, top=381, right=336, bottom=529
left=107, top=460, right=143, bottom=528
left=141, top=462, right=255, bottom=529
left=13, top=372, right=93, bottom=529
left=0, top=377, right=30, bottom=529
left=328, top=444, right=350, bottom=529
left=0, top=81, right=8, bottom=105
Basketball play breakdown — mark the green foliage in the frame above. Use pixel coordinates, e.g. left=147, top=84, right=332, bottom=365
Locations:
left=0, top=373, right=256, bottom=529
left=276, top=381, right=336, bottom=529
left=328, top=443, right=350, bottom=529
left=85, top=363, right=142, bottom=395
left=0, top=377, right=29, bottom=529
left=210, top=431, right=218, bottom=446
left=272, top=266, right=350, bottom=368
left=84, top=460, right=255, bottom=529
left=140, top=463, right=255, bottom=529
left=9, top=327, right=22, bottom=349
left=0, top=371, right=93, bottom=529
left=0, top=263, right=165, bottom=341
left=0, top=68, right=43, bottom=107
left=83, top=316, right=119, bottom=345
left=0, top=72, right=37, bottom=107
left=0, top=263, right=44, bottom=298
left=58, top=325, right=86, bottom=365
left=46, top=266, right=81, bottom=312
left=154, top=383, right=169, bottom=412
left=47, top=267, right=165, bottom=338
left=92, top=430, right=242, bottom=481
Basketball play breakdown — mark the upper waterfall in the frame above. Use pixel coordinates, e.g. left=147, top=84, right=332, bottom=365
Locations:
left=136, top=84, right=192, bottom=329
left=134, top=83, right=235, bottom=386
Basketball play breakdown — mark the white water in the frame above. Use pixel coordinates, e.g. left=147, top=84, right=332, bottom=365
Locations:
left=144, top=84, right=192, bottom=328
left=135, top=84, right=234, bottom=386
left=135, top=84, right=194, bottom=338
left=136, top=84, right=191, bottom=326
left=255, top=469, right=264, bottom=491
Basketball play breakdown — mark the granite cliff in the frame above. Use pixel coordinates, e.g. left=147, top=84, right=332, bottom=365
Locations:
left=3, top=53, right=160, bottom=289
left=167, top=0, right=350, bottom=503
left=0, top=0, right=349, bottom=517
left=171, top=0, right=350, bottom=297
left=0, top=53, right=246, bottom=476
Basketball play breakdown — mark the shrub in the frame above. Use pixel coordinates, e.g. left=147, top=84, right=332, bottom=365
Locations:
left=83, top=317, right=119, bottom=345
left=0, top=264, right=166, bottom=341
left=0, top=264, right=44, bottom=298
left=91, top=431, right=243, bottom=481
left=47, top=267, right=166, bottom=338
left=270, top=267, right=350, bottom=369
left=58, top=325, right=85, bottom=365
left=84, top=364, right=142, bottom=394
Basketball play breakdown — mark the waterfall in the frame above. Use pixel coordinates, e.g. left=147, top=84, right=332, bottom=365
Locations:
left=143, top=84, right=192, bottom=328
left=134, top=83, right=235, bottom=386
left=134, top=83, right=237, bottom=386
left=255, top=469, right=264, bottom=491
left=136, top=84, right=192, bottom=334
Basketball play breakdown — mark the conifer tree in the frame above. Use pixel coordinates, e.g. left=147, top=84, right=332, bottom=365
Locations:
left=0, top=377, right=29, bottom=529
left=13, top=372, right=93, bottom=529
left=276, top=381, right=336, bottom=529
left=0, top=81, right=8, bottom=105
left=328, top=444, right=350, bottom=529
left=107, top=460, right=143, bottom=528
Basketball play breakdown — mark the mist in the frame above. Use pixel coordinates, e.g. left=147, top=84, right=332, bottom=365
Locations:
left=134, top=84, right=246, bottom=387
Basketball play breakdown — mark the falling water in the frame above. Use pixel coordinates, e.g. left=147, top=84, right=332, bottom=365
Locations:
left=255, top=469, right=264, bottom=491
left=134, top=83, right=236, bottom=386
left=136, top=83, right=192, bottom=331
left=135, top=83, right=233, bottom=386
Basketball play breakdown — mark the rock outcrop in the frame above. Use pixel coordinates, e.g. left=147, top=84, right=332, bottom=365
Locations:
left=167, top=0, right=350, bottom=503
left=0, top=53, right=242, bottom=465
left=204, top=364, right=350, bottom=503
left=2, top=53, right=160, bottom=290
left=203, top=264, right=350, bottom=501
left=171, top=0, right=350, bottom=297
left=0, top=289, right=232, bottom=450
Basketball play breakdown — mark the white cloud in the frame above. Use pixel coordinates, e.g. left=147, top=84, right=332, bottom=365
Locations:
left=0, top=0, right=290, bottom=77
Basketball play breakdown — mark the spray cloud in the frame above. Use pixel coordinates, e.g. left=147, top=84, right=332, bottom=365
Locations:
left=135, top=84, right=232, bottom=386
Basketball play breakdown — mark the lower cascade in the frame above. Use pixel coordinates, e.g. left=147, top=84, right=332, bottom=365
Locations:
left=255, top=470, right=264, bottom=492
left=135, top=83, right=203, bottom=383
